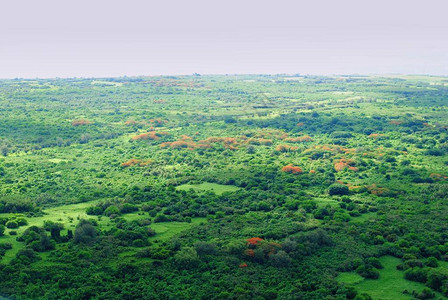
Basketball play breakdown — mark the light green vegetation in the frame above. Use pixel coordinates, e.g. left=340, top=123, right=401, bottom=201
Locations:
left=0, top=74, right=447, bottom=299
left=150, top=217, right=206, bottom=242
left=338, top=256, right=446, bottom=299
left=175, top=182, right=241, bottom=195
left=337, top=272, right=364, bottom=285
left=0, top=201, right=98, bottom=262
left=349, top=212, right=377, bottom=224
left=0, top=199, right=206, bottom=263
left=314, top=197, right=339, bottom=207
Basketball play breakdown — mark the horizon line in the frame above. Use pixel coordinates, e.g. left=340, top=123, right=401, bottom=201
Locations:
left=1, top=72, right=447, bottom=81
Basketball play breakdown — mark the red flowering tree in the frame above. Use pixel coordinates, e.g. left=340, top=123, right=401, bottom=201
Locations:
left=72, top=119, right=92, bottom=126
left=281, top=165, right=303, bottom=174
left=247, top=237, right=264, bottom=246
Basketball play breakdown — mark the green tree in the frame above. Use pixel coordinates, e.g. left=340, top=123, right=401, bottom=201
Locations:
left=269, top=250, right=292, bottom=267
left=174, top=247, right=200, bottom=269
left=74, top=219, right=97, bottom=244
left=329, top=184, right=349, bottom=196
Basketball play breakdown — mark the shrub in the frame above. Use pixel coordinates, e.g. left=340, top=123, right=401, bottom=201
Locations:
left=174, top=247, right=200, bottom=269
left=269, top=250, right=292, bottom=268
left=194, top=241, right=216, bottom=255
left=104, top=205, right=120, bottom=217
left=404, top=267, right=428, bottom=283
left=132, top=239, right=145, bottom=247
left=16, top=218, right=28, bottom=226
left=224, top=118, right=237, bottom=124
left=154, top=214, right=170, bottom=223
left=367, top=257, right=383, bottom=269
left=6, top=220, right=18, bottom=229
left=30, top=233, right=55, bottom=252
left=74, top=219, right=97, bottom=245
left=86, top=206, right=104, bottom=216
left=120, top=203, right=138, bottom=214
left=356, top=264, right=379, bottom=279
left=328, top=184, right=349, bottom=196
left=0, top=242, right=12, bottom=250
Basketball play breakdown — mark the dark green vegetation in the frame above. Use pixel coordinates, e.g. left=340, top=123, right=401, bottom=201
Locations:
left=0, top=74, right=447, bottom=299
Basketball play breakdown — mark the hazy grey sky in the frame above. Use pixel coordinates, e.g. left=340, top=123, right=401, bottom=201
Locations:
left=1, top=0, right=447, bottom=78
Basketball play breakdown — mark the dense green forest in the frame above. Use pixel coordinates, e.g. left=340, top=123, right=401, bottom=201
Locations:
left=0, top=74, right=447, bottom=299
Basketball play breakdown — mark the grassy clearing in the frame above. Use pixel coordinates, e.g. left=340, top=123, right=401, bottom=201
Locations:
left=109, top=218, right=207, bottom=266
left=47, top=158, right=69, bottom=163
left=0, top=199, right=206, bottom=263
left=314, top=197, right=339, bottom=207
left=0, top=201, right=99, bottom=262
left=150, top=217, right=206, bottom=242
left=337, top=272, right=364, bottom=285
left=175, top=182, right=240, bottom=195
left=349, top=212, right=377, bottom=224
left=337, top=256, right=446, bottom=299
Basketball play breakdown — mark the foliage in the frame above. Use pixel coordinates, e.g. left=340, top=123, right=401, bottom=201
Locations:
left=0, top=74, right=447, bottom=299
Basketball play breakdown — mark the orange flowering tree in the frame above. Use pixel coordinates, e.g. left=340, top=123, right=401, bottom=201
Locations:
left=72, top=119, right=93, bottom=126
left=121, top=159, right=153, bottom=167
left=281, top=165, right=303, bottom=174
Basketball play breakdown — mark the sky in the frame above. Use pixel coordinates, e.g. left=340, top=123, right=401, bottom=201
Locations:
left=1, top=0, right=447, bottom=78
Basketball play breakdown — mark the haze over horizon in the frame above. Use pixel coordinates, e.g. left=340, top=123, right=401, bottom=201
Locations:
left=1, top=0, right=448, bottom=79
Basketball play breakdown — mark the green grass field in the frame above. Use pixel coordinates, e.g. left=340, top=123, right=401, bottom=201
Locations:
left=349, top=212, right=377, bottom=224
left=0, top=201, right=99, bottom=262
left=337, top=256, right=447, bottom=299
left=0, top=200, right=206, bottom=263
left=150, top=217, right=206, bottom=242
left=175, top=182, right=240, bottom=195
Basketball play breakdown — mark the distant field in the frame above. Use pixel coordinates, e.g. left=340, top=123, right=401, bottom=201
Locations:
left=150, top=217, right=206, bottom=242
left=349, top=212, right=377, bottom=224
left=338, top=256, right=446, bottom=299
left=0, top=201, right=98, bottom=262
left=0, top=200, right=206, bottom=263
left=175, top=182, right=241, bottom=195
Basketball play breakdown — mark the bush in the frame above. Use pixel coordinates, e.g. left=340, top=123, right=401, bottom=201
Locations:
left=14, top=248, right=40, bottom=265
left=104, top=205, right=120, bottom=217
left=414, top=288, right=435, bottom=299
left=6, top=220, right=18, bottom=229
left=194, top=241, right=216, bottom=256
left=132, top=239, right=145, bottom=247
left=426, top=270, right=447, bottom=291
left=367, top=257, right=383, bottom=269
left=404, top=267, right=428, bottom=283
left=329, top=184, right=349, bottom=196
left=425, top=149, right=444, bottom=156
left=86, top=206, right=104, bottom=216
left=174, top=247, right=200, bottom=269
left=74, top=219, right=97, bottom=245
left=154, top=214, right=170, bottom=223
left=269, top=250, right=292, bottom=267
left=120, top=203, right=138, bottom=214
left=0, top=242, right=12, bottom=250
left=224, top=117, right=237, bottom=124
left=30, top=234, right=55, bottom=252
left=356, top=264, right=380, bottom=279
left=16, top=218, right=28, bottom=226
